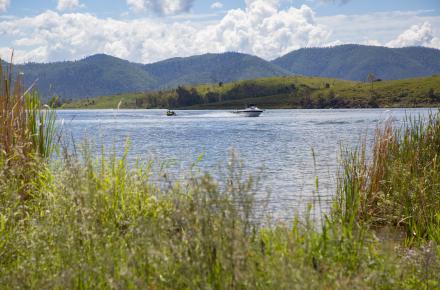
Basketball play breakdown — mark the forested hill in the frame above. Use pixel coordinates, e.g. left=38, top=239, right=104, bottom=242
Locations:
left=272, top=45, right=440, bottom=81
left=144, top=52, right=290, bottom=89
left=16, top=52, right=290, bottom=99
left=9, top=45, right=440, bottom=99
left=16, top=54, right=157, bottom=99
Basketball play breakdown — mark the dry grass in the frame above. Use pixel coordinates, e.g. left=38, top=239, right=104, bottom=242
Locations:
left=0, top=55, right=57, bottom=198
left=336, top=110, right=440, bottom=243
left=0, top=55, right=28, bottom=160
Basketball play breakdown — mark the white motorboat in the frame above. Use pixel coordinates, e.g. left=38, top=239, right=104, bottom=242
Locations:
left=232, top=104, right=264, bottom=117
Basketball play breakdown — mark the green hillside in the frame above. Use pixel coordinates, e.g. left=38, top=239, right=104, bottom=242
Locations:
left=17, top=54, right=157, bottom=99
left=144, top=52, right=290, bottom=89
left=63, top=75, right=440, bottom=109
left=272, top=45, right=440, bottom=81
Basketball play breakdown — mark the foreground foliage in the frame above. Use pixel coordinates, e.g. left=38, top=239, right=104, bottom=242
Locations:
left=337, top=112, right=440, bottom=244
left=0, top=57, right=56, bottom=200
left=0, top=145, right=438, bottom=289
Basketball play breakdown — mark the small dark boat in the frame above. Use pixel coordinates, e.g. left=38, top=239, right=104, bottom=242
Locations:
left=167, top=109, right=176, bottom=116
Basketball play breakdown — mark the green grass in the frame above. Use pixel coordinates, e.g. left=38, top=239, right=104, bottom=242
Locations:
left=63, top=75, right=440, bottom=109
left=0, top=141, right=438, bottom=289
left=336, top=112, right=440, bottom=244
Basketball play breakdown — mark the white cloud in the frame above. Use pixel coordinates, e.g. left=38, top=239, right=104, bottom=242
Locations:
left=387, top=22, right=440, bottom=49
left=4, top=1, right=439, bottom=64
left=0, top=0, right=10, bottom=13
left=127, top=0, right=195, bottom=15
left=210, top=2, right=223, bottom=9
left=0, top=1, right=331, bottom=63
left=196, top=1, right=330, bottom=59
left=317, top=10, right=440, bottom=46
left=57, top=0, right=82, bottom=11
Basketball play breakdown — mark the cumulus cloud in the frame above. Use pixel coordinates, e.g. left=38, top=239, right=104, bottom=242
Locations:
left=0, top=0, right=10, bottom=13
left=198, top=1, right=330, bottom=59
left=387, top=22, right=440, bottom=49
left=127, top=0, right=195, bottom=15
left=210, top=2, right=223, bottom=9
left=317, top=10, right=440, bottom=48
left=0, top=1, right=331, bottom=63
left=57, top=0, right=82, bottom=11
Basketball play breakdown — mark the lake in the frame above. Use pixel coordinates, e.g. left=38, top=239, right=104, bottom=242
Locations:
left=58, top=108, right=433, bottom=219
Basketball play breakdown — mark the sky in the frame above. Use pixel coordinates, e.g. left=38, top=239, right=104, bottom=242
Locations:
left=0, top=0, right=439, bottom=63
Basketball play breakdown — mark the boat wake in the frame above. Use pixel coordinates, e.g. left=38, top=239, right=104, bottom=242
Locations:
left=191, top=111, right=238, bottom=118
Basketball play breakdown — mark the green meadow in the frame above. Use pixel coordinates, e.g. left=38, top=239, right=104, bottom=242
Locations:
left=63, top=75, right=440, bottom=109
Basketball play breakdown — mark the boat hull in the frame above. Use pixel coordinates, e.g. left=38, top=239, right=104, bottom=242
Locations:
left=233, top=111, right=263, bottom=117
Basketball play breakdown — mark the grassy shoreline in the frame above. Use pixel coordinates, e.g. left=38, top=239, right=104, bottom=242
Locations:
left=62, top=75, right=440, bottom=110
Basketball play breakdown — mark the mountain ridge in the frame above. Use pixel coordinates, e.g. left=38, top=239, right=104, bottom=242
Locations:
left=272, top=44, right=440, bottom=81
left=8, top=44, right=440, bottom=99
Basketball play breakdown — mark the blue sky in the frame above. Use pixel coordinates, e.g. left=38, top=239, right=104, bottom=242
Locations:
left=3, top=0, right=439, bottom=17
left=0, top=0, right=439, bottom=63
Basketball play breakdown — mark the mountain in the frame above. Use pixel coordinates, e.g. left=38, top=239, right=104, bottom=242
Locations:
left=272, top=45, right=440, bottom=81
left=16, top=54, right=157, bottom=99
left=16, top=52, right=289, bottom=99
left=11, top=45, right=440, bottom=99
left=144, top=52, right=290, bottom=89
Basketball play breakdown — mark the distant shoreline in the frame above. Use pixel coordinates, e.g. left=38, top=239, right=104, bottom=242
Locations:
left=60, top=75, right=440, bottom=110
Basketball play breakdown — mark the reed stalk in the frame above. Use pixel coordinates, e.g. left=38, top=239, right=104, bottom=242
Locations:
left=336, top=110, right=440, bottom=243
left=0, top=55, right=57, bottom=198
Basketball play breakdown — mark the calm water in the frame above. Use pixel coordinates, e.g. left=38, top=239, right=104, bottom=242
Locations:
left=58, top=108, right=432, bottom=218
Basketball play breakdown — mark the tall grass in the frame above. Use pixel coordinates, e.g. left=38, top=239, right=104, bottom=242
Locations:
left=0, top=56, right=57, bottom=160
left=0, top=140, right=437, bottom=288
left=0, top=56, right=57, bottom=198
left=336, top=110, right=440, bottom=243
left=0, top=143, right=410, bottom=289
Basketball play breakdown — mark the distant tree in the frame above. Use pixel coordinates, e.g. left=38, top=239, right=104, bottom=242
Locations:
left=325, top=90, right=348, bottom=108
left=206, top=92, right=220, bottom=103
left=325, top=83, right=330, bottom=89
left=176, top=86, right=202, bottom=107
left=427, top=88, right=439, bottom=102
left=135, top=98, right=143, bottom=108
left=218, top=82, right=223, bottom=87
left=316, top=94, right=327, bottom=108
left=300, top=96, right=314, bottom=109
left=291, top=84, right=296, bottom=92
left=367, top=73, right=376, bottom=92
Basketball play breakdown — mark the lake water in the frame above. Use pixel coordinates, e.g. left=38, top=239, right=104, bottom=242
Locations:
left=58, top=108, right=433, bottom=219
